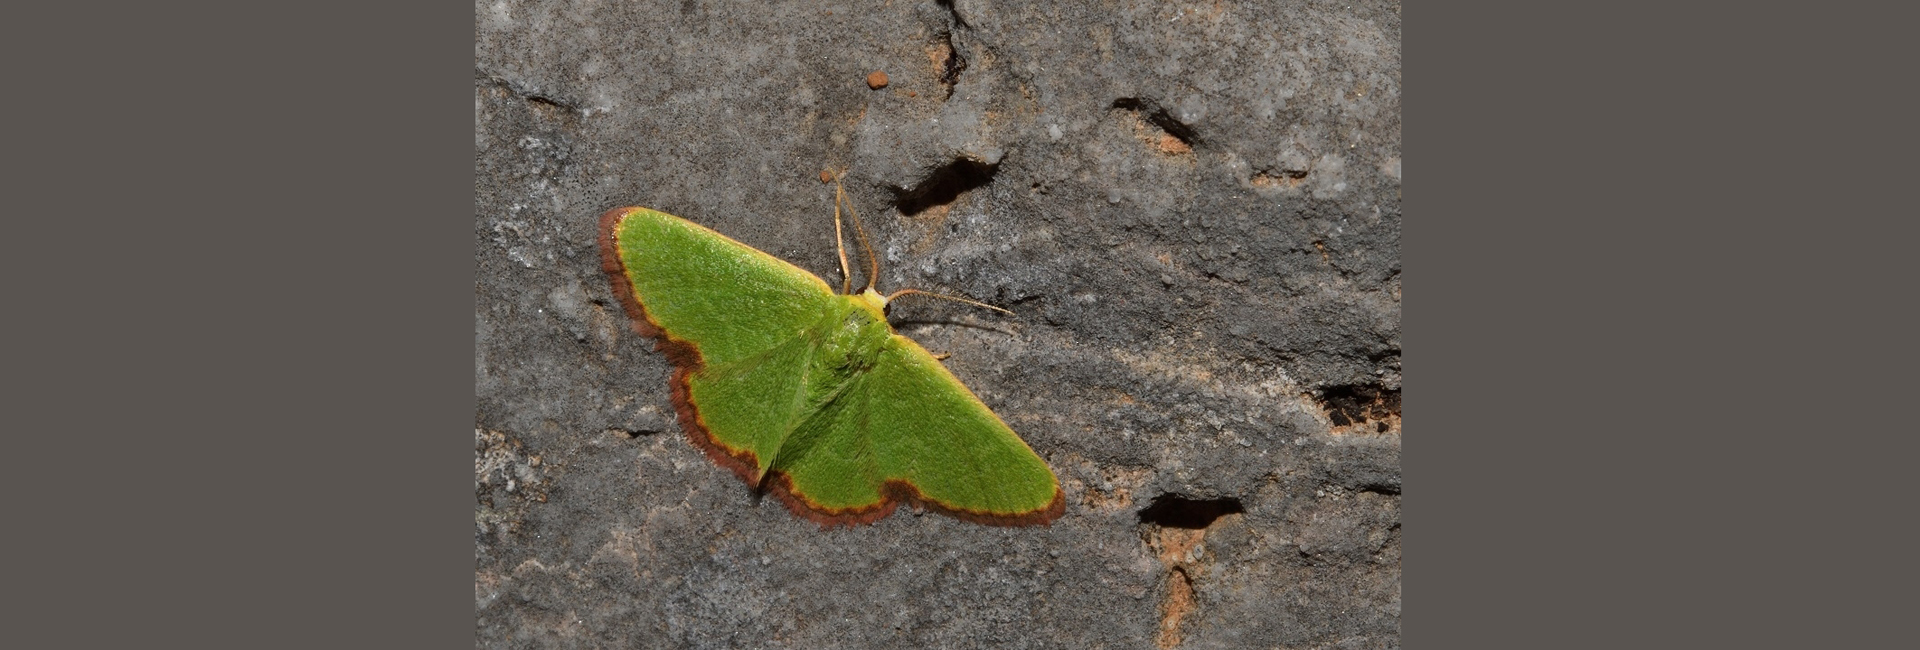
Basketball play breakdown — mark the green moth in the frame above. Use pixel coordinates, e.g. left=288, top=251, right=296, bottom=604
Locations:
left=598, top=183, right=1063, bottom=527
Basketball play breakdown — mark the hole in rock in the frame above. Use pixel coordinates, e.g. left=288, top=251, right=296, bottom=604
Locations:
left=1111, top=97, right=1199, bottom=147
left=1320, top=383, right=1401, bottom=428
left=1137, top=494, right=1245, bottom=529
left=893, top=157, right=997, bottom=216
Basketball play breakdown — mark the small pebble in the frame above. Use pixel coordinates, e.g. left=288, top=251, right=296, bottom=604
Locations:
left=866, top=70, right=889, bottom=89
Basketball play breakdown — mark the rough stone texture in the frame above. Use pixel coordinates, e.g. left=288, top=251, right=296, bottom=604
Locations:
left=476, top=1, right=1400, bottom=648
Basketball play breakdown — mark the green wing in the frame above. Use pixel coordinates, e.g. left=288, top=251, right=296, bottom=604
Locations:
left=602, top=207, right=835, bottom=369
left=680, top=333, right=822, bottom=481
left=770, top=335, right=1064, bottom=525
left=601, top=207, right=835, bottom=480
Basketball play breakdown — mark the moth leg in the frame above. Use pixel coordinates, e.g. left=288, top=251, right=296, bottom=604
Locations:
left=831, top=180, right=853, bottom=295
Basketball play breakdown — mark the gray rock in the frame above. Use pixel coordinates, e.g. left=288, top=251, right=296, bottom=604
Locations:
left=477, top=1, right=1399, bottom=647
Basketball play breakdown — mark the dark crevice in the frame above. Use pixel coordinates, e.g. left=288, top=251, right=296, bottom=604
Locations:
left=1358, top=481, right=1401, bottom=496
left=939, top=36, right=968, bottom=87
left=893, top=157, right=998, bottom=215
left=1251, top=167, right=1309, bottom=188
left=1319, top=384, right=1400, bottom=428
left=927, top=1, right=968, bottom=99
left=937, top=31, right=968, bottom=99
left=523, top=95, right=571, bottom=111
left=1111, top=97, right=1200, bottom=146
left=935, top=0, right=970, bottom=30
left=475, top=69, right=582, bottom=112
left=1137, top=495, right=1245, bottom=529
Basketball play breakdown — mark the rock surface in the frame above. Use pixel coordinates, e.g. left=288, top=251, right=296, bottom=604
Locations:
left=476, top=1, right=1400, bottom=647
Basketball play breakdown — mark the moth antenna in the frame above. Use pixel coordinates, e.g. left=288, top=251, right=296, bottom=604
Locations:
left=831, top=180, right=853, bottom=295
left=886, top=288, right=1016, bottom=316
left=833, top=176, right=882, bottom=293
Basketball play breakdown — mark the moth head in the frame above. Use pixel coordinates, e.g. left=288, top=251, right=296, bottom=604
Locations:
left=857, top=287, right=891, bottom=317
